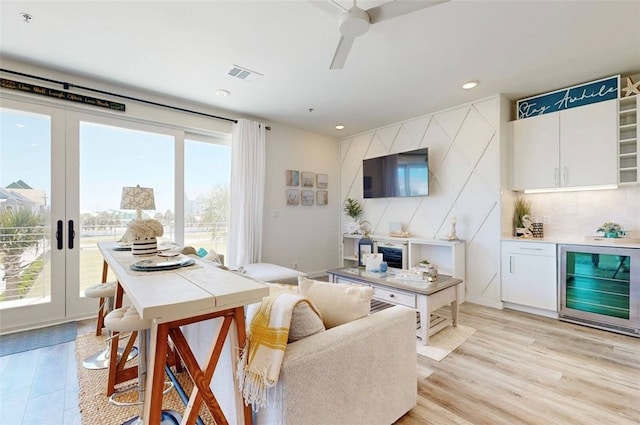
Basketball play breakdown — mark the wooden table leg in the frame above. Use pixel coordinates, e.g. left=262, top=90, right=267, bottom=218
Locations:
left=451, top=295, right=459, bottom=327
left=417, top=294, right=429, bottom=346
left=233, top=306, right=253, bottom=425
left=144, top=307, right=252, bottom=425
left=146, top=321, right=170, bottom=424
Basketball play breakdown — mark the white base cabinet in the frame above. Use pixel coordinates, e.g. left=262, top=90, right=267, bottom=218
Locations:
left=501, top=241, right=557, bottom=312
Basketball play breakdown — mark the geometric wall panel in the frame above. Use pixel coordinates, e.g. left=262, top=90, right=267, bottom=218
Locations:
left=340, top=95, right=502, bottom=307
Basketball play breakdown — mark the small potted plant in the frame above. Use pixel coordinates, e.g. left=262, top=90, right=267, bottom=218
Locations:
left=597, top=222, right=622, bottom=238
left=513, top=198, right=532, bottom=236
left=343, top=198, right=363, bottom=234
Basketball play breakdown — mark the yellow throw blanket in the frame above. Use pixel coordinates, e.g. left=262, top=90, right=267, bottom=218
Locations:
left=237, top=292, right=313, bottom=410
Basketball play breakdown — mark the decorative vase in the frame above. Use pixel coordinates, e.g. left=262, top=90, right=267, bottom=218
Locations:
left=132, top=237, right=158, bottom=256
left=605, top=231, right=618, bottom=238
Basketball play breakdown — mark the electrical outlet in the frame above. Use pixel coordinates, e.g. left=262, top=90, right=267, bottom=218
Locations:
left=293, top=261, right=298, bottom=270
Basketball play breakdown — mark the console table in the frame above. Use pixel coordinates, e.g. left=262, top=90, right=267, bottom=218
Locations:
left=98, top=242, right=268, bottom=424
left=327, top=267, right=462, bottom=345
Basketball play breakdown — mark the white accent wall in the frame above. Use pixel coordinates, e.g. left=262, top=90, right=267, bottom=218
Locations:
left=340, top=95, right=507, bottom=308
left=262, top=125, right=340, bottom=277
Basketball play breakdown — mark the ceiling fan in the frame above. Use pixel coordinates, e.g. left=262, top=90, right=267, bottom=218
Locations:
left=311, top=0, right=450, bottom=69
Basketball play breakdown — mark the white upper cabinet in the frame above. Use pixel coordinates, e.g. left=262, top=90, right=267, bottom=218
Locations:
left=511, top=112, right=560, bottom=190
left=510, top=99, right=618, bottom=190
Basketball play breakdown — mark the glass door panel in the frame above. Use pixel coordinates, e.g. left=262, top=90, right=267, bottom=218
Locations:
left=0, top=101, right=66, bottom=331
left=69, top=117, right=176, bottom=318
left=184, top=137, right=230, bottom=257
left=565, top=251, right=630, bottom=319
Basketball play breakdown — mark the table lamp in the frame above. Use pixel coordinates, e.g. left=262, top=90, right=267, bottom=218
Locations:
left=120, top=185, right=156, bottom=220
left=121, top=185, right=161, bottom=255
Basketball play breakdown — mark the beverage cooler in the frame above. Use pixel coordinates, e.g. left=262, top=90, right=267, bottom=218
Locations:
left=558, top=244, right=640, bottom=337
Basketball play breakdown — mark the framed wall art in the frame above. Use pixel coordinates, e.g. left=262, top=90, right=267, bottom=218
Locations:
left=316, top=190, right=328, bottom=205
left=316, top=173, right=328, bottom=189
left=286, top=169, right=299, bottom=186
left=286, top=189, right=300, bottom=205
left=301, top=172, right=314, bottom=187
left=301, top=190, right=314, bottom=206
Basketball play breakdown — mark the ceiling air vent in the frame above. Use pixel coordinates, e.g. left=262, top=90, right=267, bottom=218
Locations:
left=227, top=65, right=263, bottom=82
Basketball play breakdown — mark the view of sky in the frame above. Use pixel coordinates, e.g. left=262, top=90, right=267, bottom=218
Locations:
left=1, top=107, right=230, bottom=214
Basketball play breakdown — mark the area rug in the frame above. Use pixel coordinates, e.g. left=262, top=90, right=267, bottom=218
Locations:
left=75, top=332, right=215, bottom=425
left=416, top=324, right=476, bottom=361
left=0, top=322, right=77, bottom=357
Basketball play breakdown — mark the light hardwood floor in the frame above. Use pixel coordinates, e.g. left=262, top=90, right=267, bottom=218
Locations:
left=1, top=304, right=638, bottom=424
left=398, top=303, right=640, bottom=425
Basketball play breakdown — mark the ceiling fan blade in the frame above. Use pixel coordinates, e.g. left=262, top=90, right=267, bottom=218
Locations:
left=308, top=0, right=348, bottom=18
left=330, top=35, right=356, bottom=70
left=367, top=0, right=450, bottom=24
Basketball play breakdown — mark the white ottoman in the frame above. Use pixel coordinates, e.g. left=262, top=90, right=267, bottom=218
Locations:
left=241, top=263, right=307, bottom=285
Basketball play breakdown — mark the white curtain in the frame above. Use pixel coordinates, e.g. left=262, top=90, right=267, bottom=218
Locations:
left=227, top=119, right=266, bottom=267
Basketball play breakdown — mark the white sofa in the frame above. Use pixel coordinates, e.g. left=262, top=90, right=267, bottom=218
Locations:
left=254, top=305, right=417, bottom=425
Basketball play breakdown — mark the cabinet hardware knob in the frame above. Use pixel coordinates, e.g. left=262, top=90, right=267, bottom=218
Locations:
left=389, top=294, right=395, bottom=298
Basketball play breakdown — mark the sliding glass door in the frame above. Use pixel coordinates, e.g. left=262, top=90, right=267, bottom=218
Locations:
left=0, top=100, right=67, bottom=331
left=0, top=98, right=230, bottom=333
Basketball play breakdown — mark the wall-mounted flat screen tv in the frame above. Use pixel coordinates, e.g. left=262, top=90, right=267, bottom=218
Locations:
left=363, top=148, right=429, bottom=199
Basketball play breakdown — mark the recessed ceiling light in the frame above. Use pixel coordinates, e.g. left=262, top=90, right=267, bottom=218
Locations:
left=335, top=125, right=345, bottom=130
left=462, top=80, right=479, bottom=90
left=216, top=89, right=230, bottom=97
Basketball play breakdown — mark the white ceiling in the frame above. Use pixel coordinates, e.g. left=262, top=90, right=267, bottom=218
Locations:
left=1, top=0, right=639, bottom=137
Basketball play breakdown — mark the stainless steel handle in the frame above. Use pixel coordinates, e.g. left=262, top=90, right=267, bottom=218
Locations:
left=509, top=256, right=514, bottom=273
left=520, top=247, right=543, bottom=251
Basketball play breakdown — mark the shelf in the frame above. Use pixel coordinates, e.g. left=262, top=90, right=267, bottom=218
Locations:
left=619, top=96, right=638, bottom=183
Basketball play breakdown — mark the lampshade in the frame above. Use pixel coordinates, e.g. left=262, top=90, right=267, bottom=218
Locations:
left=120, top=185, right=155, bottom=220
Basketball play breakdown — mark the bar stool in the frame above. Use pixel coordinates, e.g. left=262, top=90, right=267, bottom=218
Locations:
left=83, top=282, right=137, bottom=370
left=104, top=305, right=181, bottom=425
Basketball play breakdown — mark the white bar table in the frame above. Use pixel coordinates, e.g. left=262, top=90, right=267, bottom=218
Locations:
left=98, top=242, right=268, bottom=425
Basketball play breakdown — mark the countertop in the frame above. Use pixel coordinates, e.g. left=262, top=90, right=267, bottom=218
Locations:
left=501, top=235, right=640, bottom=249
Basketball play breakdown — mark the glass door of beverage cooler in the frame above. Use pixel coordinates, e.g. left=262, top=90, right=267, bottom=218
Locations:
left=558, top=244, right=639, bottom=336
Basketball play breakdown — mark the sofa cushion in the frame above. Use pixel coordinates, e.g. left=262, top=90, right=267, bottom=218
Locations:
left=298, top=277, right=374, bottom=329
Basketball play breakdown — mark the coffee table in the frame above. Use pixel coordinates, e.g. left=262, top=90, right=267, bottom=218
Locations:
left=327, top=267, right=463, bottom=345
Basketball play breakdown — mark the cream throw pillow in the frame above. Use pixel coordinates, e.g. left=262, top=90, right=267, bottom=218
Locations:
left=298, top=277, right=374, bottom=329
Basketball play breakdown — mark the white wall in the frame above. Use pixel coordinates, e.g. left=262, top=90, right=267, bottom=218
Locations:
left=262, top=125, right=339, bottom=277
left=340, top=95, right=505, bottom=308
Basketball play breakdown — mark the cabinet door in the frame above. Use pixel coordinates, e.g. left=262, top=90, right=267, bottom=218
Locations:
left=501, top=243, right=557, bottom=311
left=510, top=113, right=560, bottom=190
left=560, top=99, right=617, bottom=187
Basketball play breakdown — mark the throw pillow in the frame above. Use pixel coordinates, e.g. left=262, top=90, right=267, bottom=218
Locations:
left=298, top=277, right=374, bottom=329
left=288, top=300, right=325, bottom=343
left=245, top=294, right=325, bottom=343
